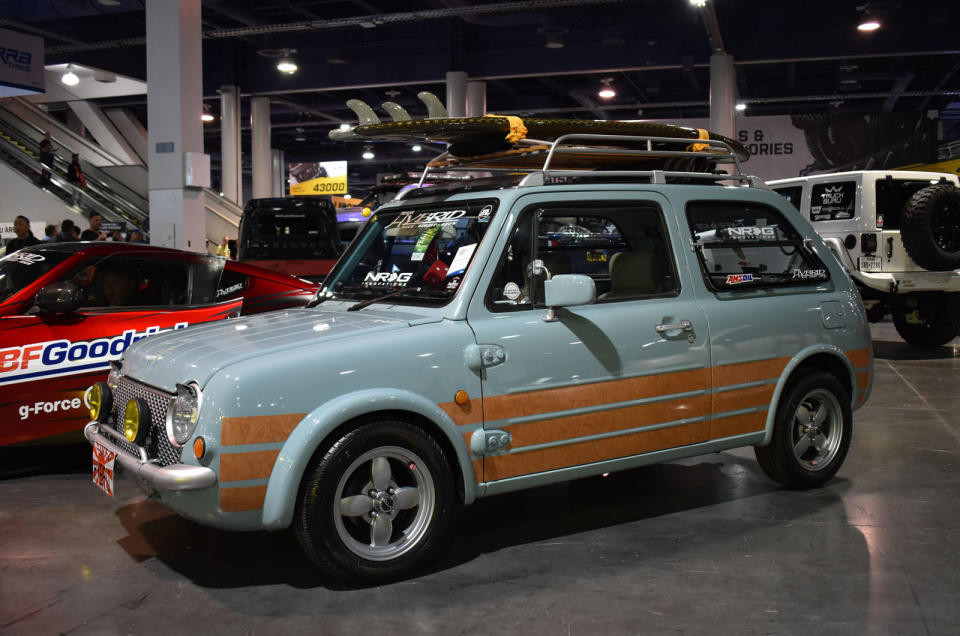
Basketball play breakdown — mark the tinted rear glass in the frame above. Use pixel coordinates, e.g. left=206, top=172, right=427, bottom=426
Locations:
left=239, top=201, right=340, bottom=260
left=875, top=178, right=939, bottom=230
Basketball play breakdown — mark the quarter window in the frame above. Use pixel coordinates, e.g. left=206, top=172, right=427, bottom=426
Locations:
left=809, top=181, right=856, bottom=221
left=687, top=201, right=829, bottom=291
left=487, top=203, right=677, bottom=310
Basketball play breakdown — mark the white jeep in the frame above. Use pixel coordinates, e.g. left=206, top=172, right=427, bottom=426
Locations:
left=768, top=170, right=960, bottom=346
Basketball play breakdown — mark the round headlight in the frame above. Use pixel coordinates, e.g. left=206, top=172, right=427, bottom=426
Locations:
left=107, top=362, right=122, bottom=391
left=166, top=382, right=201, bottom=446
left=123, top=398, right=150, bottom=445
left=86, top=382, right=112, bottom=424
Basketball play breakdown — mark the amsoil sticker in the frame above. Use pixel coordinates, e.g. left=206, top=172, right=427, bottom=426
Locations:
left=726, top=273, right=756, bottom=285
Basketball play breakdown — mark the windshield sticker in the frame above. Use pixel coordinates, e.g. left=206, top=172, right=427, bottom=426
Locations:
left=385, top=210, right=467, bottom=230
left=792, top=269, right=827, bottom=280
left=726, top=273, right=756, bottom=285
left=724, top=226, right=778, bottom=240
left=447, top=243, right=477, bottom=276
left=411, top=225, right=443, bottom=262
left=0, top=323, right=188, bottom=386
left=503, top=282, right=521, bottom=300
left=364, top=271, right=413, bottom=287
left=477, top=205, right=493, bottom=222
left=7, top=252, right=45, bottom=265
left=446, top=276, right=461, bottom=291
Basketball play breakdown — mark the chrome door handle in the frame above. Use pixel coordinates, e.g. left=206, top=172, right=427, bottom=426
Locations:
left=655, top=320, right=693, bottom=334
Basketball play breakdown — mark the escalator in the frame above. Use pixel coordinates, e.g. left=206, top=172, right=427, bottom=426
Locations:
left=0, top=98, right=241, bottom=249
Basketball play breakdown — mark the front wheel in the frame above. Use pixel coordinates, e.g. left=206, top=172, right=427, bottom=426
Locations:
left=755, top=372, right=852, bottom=489
left=294, top=420, right=454, bottom=583
left=892, top=293, right=960, bottom=347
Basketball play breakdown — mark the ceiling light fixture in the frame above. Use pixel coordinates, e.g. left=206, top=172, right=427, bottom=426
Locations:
left=201, top=106, right=215, bottom=122
left=362, top=146, right=375, bottom=160
left=411, top=144, right=422, bottom=152
left=857, top=16, right=880, bottom=31
left=597, top=77, right=616, bottom=99
left=735, top=102, right=747, bottom=112
left=538, top=26, right=568, bottom=50
left=61, top=65, right=79, bottom=86
left=277, top=58, right=298, bottom=74
left=689, top=0, right=708, bottom=7
left=339, top=123, right=352, bottom=131
left=856, top=3, right=887, bottom=32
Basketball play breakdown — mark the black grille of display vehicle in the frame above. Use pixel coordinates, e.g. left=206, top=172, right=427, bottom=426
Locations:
left=110, top=377, right=182, bottom=467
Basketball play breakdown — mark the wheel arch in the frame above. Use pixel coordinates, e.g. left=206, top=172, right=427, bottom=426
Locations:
left=759, top=345, right=856, bottom=446
left=260, top=388, right=478, bottom=530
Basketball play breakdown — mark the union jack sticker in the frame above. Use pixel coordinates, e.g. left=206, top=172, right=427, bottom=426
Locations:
left=92, top=441, right=116, bottom=497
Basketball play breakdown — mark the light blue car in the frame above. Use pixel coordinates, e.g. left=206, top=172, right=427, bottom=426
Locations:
left=85, top=151, right=873, bottom=583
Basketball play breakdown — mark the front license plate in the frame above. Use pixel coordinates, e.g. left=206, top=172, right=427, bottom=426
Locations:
left=859, top=256, right=882, bottom=272
left=92, top=441, right=116, bottom=497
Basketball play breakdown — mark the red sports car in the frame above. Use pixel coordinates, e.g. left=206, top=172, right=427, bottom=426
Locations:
left=0, top=242, right=319, bottom=446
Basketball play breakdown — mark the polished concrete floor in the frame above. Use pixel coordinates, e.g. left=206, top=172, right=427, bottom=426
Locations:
left=2, top=321, right=959, bottom=635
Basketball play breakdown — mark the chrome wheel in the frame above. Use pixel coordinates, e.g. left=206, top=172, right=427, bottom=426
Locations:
left=333, top=445, right=436, bottom=561
left=791, top=388, right=843, bottom=471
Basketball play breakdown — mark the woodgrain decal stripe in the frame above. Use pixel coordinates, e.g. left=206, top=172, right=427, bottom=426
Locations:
left=221, top=413, right=305, bottom=446
left=219, top=449, right=281, bottom=482
left=846, top=348, right=872, bottom=369
left=220, top=485, right=267, bottom=512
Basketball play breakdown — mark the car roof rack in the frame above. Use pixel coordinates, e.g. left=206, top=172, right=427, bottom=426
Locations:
left=415, top=133, right=763, bottom=190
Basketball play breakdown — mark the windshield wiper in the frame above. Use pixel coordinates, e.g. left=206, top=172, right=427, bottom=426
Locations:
left=347, top=287, right=422, bottom=311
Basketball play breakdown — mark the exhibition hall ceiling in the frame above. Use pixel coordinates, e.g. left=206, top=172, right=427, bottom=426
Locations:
left=1, top=0, right=957, bottom=177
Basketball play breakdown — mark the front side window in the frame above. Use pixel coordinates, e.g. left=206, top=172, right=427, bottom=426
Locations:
left=0, top=249, right=72, bottom=303
left=488, top=203, right=677, bottom=310
left=688, top=201, right=829, bottom=291
left=809, top=181, right=856, bottom=221
left=321, top=200, right=498, bottom=307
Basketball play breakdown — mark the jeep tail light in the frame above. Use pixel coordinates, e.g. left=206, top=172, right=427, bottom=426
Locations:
left=860, top=233, right=878, bottom=254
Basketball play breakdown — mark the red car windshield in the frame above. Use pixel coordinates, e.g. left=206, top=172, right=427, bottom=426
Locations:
left=0, top=250, right=73, bottom=303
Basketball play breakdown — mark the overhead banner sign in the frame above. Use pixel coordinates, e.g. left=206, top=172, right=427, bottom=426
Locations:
left=0, top=28, right=44, bottom=98
left=289, top=160, right=348, bottom=196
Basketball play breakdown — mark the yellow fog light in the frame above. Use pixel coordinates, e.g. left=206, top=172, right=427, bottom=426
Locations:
left=86, top=382, right=112, bottom=423
left=123, top=398, right=151, bottom=445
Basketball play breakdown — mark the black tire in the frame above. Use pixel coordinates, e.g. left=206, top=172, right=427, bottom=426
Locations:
left=754, top=372, right=852, bottom=490
left=892, top=292, right=960, bottom=347
left=294, top=420, right=453, bottom=583
left=901, top=184, right=960, bottom=271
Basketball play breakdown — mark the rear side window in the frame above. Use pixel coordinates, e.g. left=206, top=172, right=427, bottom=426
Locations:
left=809, top=182, right=856, bottom=221
left=687, top=201, right=829, bottom=291
left=875, top=178, right=940, bottom=230
left=773, top=186, right=802, bottom=211
left=70, top=255, right=223, bottom=308
left=487, top=203, right=677, bottom=310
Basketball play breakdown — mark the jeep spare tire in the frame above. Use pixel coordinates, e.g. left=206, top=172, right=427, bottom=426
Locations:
left=900, top=183, right=960, bottom=271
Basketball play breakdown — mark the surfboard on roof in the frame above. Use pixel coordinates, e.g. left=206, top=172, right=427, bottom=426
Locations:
left=329, top=91, right=750, bottom=171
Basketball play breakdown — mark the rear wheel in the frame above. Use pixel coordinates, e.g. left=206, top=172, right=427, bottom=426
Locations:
left=755, top=372, right=852, bottom=489
left=892, top=293, right=960, bottom=347
left=294, top=420, right=453, bottom=583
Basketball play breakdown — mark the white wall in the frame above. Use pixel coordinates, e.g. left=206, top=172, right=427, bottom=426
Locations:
left=0, top=161, right=87, bottom=235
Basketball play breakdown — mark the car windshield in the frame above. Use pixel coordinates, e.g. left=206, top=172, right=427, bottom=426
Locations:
left=0, top=250, right=73, bottom=303
left=319, top=199, right=498, bottom=306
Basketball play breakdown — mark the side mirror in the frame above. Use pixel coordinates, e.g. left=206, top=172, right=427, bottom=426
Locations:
left=36, top=282, right=83, bottom=313
left=542, top=274, right=596, bottom=322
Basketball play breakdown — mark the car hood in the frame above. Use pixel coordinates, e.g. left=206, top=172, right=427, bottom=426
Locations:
left=121, top=305, right=437, bottom=392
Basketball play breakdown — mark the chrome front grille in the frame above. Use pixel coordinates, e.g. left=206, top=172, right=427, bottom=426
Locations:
left=110, top=377, right=182, bottom=467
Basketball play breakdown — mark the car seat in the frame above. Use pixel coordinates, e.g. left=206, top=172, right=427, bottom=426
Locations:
left=598, top=251, right=659, bottom=299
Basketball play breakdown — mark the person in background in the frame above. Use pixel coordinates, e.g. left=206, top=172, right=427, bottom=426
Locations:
left=80, top=211, right=105, bottom=241
left=66, top=153, right=87, bottom=204
left=38, top=132, right=57, bottom=188
left=69, top=224, right=81, bottom=240
left=44, top=224, right=58, bottom=241
left=216, top=236, right=232, bottom=259
left=128, top=228, right=148, bottom=244
left=54, top=219, right=76, bottom=242
left=3, top=215, right=41, bottom=255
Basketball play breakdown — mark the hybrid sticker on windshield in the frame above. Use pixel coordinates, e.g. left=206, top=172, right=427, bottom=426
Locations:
left=726, top=274, right=756, bottom=285
left=386, top=210, right=467, bottom=230
left=0, top=323, right=188, bottom=386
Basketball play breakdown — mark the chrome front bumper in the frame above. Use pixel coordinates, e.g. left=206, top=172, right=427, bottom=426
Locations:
left=84, top=421, right=217, bottom=492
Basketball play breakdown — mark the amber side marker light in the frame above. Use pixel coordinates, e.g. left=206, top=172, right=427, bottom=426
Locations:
left=454, top=390, right=469, bottom=406
left=193, top=436, right=206, bottom=460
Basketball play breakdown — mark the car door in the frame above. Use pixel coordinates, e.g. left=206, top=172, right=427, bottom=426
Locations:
left=0, top=253, right=242, bottom=446
left=466, top=192, right=712, bottom=487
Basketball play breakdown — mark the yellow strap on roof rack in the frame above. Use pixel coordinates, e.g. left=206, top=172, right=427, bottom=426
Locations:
left=688, top=128, right=710, bottom=152
left=486, top=114, right=528, bottom=143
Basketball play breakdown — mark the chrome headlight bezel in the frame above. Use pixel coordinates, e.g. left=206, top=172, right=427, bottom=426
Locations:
left=106, top=361, right=122, bottom=391
left=165, top=382, right=202, bottom=447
